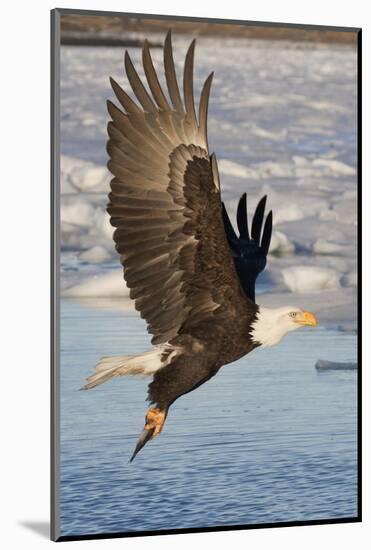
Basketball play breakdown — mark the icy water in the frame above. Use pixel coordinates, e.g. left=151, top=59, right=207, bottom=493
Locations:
left=59, top=298, right=358, bottom=537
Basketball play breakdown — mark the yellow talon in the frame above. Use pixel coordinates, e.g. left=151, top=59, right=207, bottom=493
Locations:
left=130, top=407, right=168, bottom=462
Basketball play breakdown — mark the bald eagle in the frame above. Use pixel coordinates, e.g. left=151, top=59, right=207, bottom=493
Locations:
left=83, top=31, right=317, bottom=461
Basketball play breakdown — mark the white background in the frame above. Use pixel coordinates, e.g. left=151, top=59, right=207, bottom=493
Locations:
left=1, top=0, right=368, bottom=548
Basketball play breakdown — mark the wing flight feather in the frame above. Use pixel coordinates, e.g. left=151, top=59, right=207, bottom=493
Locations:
left=107, top=31, right=252, bottom=344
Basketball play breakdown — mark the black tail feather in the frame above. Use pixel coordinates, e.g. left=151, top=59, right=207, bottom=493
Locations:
left=261, top=210, right=273, bottom=256
left=237, top=193, right=249, bottom=240
left=222, top=193, right=273, bottom=303
left=251, top=195, right=267, bottom=244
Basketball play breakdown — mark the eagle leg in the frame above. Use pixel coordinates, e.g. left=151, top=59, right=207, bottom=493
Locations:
left=129, top=407, right=167, bottom=462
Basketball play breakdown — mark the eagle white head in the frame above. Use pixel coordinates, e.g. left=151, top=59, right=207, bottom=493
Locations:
left=251, top=306, right=317, bottom=348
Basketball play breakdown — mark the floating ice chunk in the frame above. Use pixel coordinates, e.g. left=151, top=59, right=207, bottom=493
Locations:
left=273, top=204, right=304, bottom=224
left=315, top=360, right=357, bottom=371
left=61, top=222, right=78, bottom=235
left=79, top=246, right=112, bottom=264
left=61, top=155, right=85, bottom=194
left=311, top=158, right=356, bottom=176
left=256, top=161, right=294, bottom=179
left=61, top=201, right=97, bottom=228
left=292, top=155, right=309, bottom=166
left=81, top=116, right=98, bottom=127
left=333, top=198, right=357, bottom=224
left=269, top=231, right=295, bottom=254
left=313, top=239, right=352, bottom=256
left=217, top=159, right=294, bottom=180
left=309, top=101, right=347, bottom=114
left=61, top=155, right=110, bottom=193
left=218, top=159, right=257, bottom=179
left=282, top=265, right=340, bottom=293
left=292, top=155, right=356, bottom=179
left=61, top=175, right=78, bottom=194
left=62, top=271, right=128, bottom=298
left=61, top=155, right=86, bottom=174
left=250, top=126, right=288, bottom=141
left=70, top=163, right=110, bottom=192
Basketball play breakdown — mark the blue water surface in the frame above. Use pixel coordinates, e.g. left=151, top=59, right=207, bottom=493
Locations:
left=59, top=298, right=357, bottom=537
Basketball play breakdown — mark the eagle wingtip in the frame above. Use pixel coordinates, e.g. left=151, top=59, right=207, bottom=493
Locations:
left=124, top=50, right=132, bottom=67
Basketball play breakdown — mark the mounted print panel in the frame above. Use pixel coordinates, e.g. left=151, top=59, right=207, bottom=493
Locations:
left=51, top=8, right=361, bottom=542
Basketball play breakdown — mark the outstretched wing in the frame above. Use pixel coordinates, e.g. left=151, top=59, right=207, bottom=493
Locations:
left=222, top=194, right=273, bottom=303
left=107, top=31, right=254, bottom=345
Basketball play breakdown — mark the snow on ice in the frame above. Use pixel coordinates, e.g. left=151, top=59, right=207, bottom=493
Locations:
left=59, top=37, right=357, bottom=330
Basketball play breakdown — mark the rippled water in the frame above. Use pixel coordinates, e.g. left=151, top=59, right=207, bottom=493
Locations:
left=59, top=299, right=357, bottom=537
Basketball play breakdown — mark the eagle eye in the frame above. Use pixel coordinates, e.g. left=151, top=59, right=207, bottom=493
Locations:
left=289, top=312, right=297, bottom=318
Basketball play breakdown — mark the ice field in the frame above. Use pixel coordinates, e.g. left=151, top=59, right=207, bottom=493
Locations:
left=60, top=36, right=357, bottom=331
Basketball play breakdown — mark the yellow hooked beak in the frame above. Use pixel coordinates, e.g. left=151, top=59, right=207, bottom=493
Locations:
left=295, top=311, right=317, bottom=327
